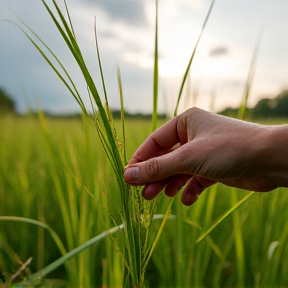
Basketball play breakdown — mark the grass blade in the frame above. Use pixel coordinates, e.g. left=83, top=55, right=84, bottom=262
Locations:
left=20, top=214, right=173, bottom=285
left=25, top=224, right=124, bottom=284
left=6, top=18, right=86, bottom=113
left=64, top=0, right=75, bottom=37
left=142, top=197, right=175, bottom=276
left=174, top=0, right=215, bottom=116
left=42, top=0, right=125, bottom=183
left=0, top=216, right=67, bottom=258
left=196, top=191, right=254, bottom=243
left=152, top=0, right=159, bottom=132
left=94, top=17, right=109, bottom=106
left=238, top=31, right=262, bottom=120
left=117, top=66, right=127, bottom=164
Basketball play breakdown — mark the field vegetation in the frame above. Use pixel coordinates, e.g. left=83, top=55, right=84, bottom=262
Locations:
left=1, top=115, right=288, bottom=288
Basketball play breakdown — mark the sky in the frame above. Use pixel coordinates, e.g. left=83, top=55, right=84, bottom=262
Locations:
left=1, top=0, right=288, bottom=116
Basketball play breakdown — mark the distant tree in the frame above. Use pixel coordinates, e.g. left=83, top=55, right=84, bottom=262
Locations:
left=219, top=90, right=288, bottom=120
left=252, top=90, right=288, bottom=118
left=0, top=87, right=15, bottom=114
left=218, top=107, right=252, bottom=119
left=218, top=107, right=238, bottom=118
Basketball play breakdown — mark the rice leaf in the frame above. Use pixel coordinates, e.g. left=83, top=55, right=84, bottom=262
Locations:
left=94, top=17, right=109, bottom=107
left=0, top=216, right=67, bottom=258
left=152, top=0, right=159, bottom=132
left=174, top=0, right=215, bottom=116
left=16, top=214, right=173, bottom=285
left=25, top=224, right=124, bottom=284
left=42, top=0, right=125, bottom=188
left=6, top=18, right=86, bottom=113
left=196, top=191, right=254, bottom=243
left=238, top=31, right=262, bottom=119
left=64, top=0, right=75, bottom=37
left=117, top=66, right=127, bottom=164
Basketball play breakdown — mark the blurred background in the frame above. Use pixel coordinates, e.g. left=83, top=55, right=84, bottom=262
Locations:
left=1, top=0, right=288, bottom=117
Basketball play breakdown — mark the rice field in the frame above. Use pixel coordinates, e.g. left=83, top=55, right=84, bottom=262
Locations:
left=1, top=114, right=288, bottom=288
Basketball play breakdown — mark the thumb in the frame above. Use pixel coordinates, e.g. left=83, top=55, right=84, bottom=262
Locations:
left=124, top=147, right=188, bottom=185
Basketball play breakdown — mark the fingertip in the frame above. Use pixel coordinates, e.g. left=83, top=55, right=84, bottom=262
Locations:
left=165, top=186, right=178, bottom=197
left=180, top=176, right=215, bottom=206
left=142, top=185, right=159, bottom=200
left=142, top=178, right=171, bottom=200
left=165, top=174, right=191, bottom=198
left=165, top=180, right=183, bottom=198
left=180, top=176, right=203, bottom=206
left=181, top=190, right=199, bottom=206
left=124, top=166, right=139, bottom=183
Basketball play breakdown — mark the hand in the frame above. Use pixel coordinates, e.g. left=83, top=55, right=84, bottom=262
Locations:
left=124, top=107, right=288, bottom=205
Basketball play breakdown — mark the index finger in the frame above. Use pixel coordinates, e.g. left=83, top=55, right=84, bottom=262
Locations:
left=128, top=114, right=186, bottom=165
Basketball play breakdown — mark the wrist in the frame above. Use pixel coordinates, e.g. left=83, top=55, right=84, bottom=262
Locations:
left=255, top=124, right=288, bottom=188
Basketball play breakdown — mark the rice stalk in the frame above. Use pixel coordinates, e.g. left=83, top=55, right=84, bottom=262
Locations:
left=142, top=197, right=174, bottom=277
left=231, top=188, right=245, bottom=287
left=14, top=1, right=162, bottom=286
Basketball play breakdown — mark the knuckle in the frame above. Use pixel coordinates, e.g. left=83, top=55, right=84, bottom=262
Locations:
left=146, top=158, right=159, bottom=177
left=186, top=106, right=202, bottom=116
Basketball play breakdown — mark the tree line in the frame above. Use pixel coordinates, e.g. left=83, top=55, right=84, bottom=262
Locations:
left=220, top=90, right=288, bottom=119
left=0, top=87, right=15, bottom=114
left=1, top=86, right=288, bottom=119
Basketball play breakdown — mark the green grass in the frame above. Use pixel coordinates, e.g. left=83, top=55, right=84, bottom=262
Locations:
left=1, top=116, right=288, bottom=287
left=12, top=1, right=167, bottom=286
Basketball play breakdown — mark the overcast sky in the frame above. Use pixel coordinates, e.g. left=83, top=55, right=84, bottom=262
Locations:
left=1, top=0, right=288, bottom=115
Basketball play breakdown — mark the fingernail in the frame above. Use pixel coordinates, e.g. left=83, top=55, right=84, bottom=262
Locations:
left=124, top=167, right=139, bottom=182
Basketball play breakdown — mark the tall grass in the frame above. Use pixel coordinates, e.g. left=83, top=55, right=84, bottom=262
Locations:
left=1, top=116, right=288, bottom=287
left=9, top=0, right=165, bottom=286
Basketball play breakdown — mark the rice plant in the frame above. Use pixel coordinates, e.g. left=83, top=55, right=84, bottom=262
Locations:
left=7, top=0, right=166, bottom=287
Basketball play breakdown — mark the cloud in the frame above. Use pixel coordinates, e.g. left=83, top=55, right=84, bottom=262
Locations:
left=83, top=0, right=148, bottom=26
left=209, top=46, right=229, bottom=57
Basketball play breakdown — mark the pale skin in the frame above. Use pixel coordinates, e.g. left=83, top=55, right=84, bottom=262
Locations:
left=124, top=107, right=288, bottom=206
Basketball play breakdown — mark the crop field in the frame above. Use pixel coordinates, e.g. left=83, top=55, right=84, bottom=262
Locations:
left=1, top=115, right=288, bottom=288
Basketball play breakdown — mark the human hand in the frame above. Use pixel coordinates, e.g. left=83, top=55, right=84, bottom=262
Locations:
left=124, top=107, right=288, bottom=205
